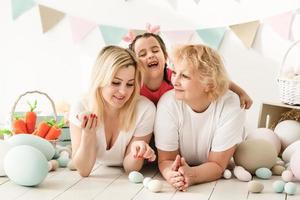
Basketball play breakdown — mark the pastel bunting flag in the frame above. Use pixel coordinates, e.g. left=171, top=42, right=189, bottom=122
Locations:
left=196, top=27, right=227, bottom=49
left=39, top=5, right=65, bottom=33
left=230, top=21, right=260, bottom=48
left=99, top=25, right=128, bottom=45
left=162, top=30, right=195, bottom=45
left=11, top=0, right=35, bottom=20
left=264, top=11, right=294, bottom=40
left=69, top=16, right=97, bottom=43
left=193, top=0, right=201, bottom=4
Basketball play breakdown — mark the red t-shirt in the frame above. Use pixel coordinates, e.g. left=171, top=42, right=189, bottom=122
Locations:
left=140, top=68, right=173, bottom=105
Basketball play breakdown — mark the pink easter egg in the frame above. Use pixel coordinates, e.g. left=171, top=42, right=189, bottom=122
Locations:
left=247, top=128, right=281, bottom=154
left=290, top=150, right=300, bottom=180
left=282, top=170, right=294, bottom=182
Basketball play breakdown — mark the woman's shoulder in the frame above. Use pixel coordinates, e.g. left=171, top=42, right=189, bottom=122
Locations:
left=137, top=95, right=156, bottom=111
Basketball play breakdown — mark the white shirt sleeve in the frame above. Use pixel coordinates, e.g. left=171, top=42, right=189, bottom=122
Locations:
left=211, top=94, right=246, bottom=152
left=68, top=99, right=86, bottom=127
left=133, top=97, right=156, bottom=137
left=154, top=92, right=180, bottom=151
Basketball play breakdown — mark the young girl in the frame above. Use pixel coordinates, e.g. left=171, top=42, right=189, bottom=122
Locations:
left=69, top=46, right=156, bottom=177
left=129, top=33, right=252, bottom=107
left=155, top=44, right=246, bottom=191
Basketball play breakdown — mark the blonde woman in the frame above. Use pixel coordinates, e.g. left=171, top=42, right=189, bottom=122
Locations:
left=155, top=44, right=246, bottom=191
left=69, top=46, right=156, bottom=177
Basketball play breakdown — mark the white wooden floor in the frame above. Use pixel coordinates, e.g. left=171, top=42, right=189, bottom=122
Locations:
left=0, top=162, right=299, bottom=200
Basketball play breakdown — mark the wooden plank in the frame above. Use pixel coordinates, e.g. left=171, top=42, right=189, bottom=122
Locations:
left=0, top=176, right=9, bottom=185
left=247, top=176, right=286, bottom=200
left=209, top=178, right=248, bottom=200
left=94, top=164, right=159, bottom=200
left=54, top=165, right=124, bottom=200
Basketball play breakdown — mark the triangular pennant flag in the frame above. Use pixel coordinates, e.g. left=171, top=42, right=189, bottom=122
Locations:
left=196, top=27, right=227, bottom=49
left=99, top=25, right=128, bottom=45
left=193, top=0, right=201, bottom=4
left=167, top=0, right=178, bottom=10
left=230, top=21, right=260, bottom=48
left=11, top=0, right=35, bottom=20
left=69, top=16, right=97, bottom=43
left=162, top=30, right=195, bottom=45
left=38, top=5, right=65, bottom=33
left=264, top=11, right=294, bottom=40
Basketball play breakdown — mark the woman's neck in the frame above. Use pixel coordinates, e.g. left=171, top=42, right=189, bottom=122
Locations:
left=143, top=73, right=164, bottom=91
left=187, top=96, right=211, bottom=113
left=103, top=104, right=120, bottom=119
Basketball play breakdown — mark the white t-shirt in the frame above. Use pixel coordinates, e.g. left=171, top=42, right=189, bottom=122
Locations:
left=155, top=90, right=245, bottom=166
left=69, top=96, right=156, bottom=166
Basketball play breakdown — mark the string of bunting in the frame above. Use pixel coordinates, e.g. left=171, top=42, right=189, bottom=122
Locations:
left=11, top=0, right=300, bottom=49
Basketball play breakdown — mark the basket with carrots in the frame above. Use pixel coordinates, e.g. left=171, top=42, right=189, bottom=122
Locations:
left=10, top=91, right=63, bottom=144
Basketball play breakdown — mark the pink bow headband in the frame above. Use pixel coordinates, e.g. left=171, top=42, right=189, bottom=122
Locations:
left=122, top=23, right=160, bottom=43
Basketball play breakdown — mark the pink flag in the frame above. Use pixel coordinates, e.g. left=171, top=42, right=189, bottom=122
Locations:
left=69, top=16, right=97, bottom=43
left=264, top=11, right=294, bottom=40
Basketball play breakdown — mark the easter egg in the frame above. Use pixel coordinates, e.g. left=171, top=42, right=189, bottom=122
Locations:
left=128, top=171, right=143, bottom=183
left=255, top=168, right=272, bottom=179
left=247, top=128, right=281, bottom=154
left=282, top=170, right=294, bottom=182
left=4, top=145, right=48, bottom=186
left=233, top=166, right=252, bottom=182
left=290, top=150, right=300, bottom=179
left=248, top=180, right=264, bottom=193
left=282, top=140, right=300, bottom=163
left=274, top=120, right=300, bottom=149
left=272, top=180, right=285, bottom=193
left=284, top=182, right=297, bottom=195
left=233, top=139, right=277, bottom=173
left=223, top=169, right=232, bottom=179
left=271, top=165, right=285, bottom=176
left=6, top=134, right=55, bottom=160
left=143, top=177, right=152, bottom=188
left=148, top=180, right=163, bottom=193
left=0, top=140, right=11, bottom=176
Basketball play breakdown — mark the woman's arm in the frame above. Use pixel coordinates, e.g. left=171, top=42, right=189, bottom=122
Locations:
left=229, top=81, right=253, bottom=109
left=70, top=114, right=98, bottom=177
left=123, top=134, right=156, bottom=173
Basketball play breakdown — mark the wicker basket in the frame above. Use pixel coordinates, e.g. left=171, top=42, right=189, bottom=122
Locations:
left=278, top=40, right=300, bottom=105
left=10, top=90, right=58, bottom=145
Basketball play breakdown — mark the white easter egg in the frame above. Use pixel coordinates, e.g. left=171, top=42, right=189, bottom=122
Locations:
left=274, top=120, right=300, bottom=150
left=0, top=140, right=11, bottom=176
left=128, top=171, right=143, bottom=183
left=143, top=177, right=152, bottom=188
left=4, top=145, right=48, bottom=186
left=6, top=134, right=55, bottom=160
left=247, top=128, right=281, bottom=154
left=290, top=150, right=300, bottom=179
left=148, top=180, right=163, bottom=193
left=282, top=140, right=300, bottom=163
left=223, top=169, right=232, bottom=179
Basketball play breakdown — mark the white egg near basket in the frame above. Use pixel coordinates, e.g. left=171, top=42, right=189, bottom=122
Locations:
left=278, top=40, right=300, bottom=105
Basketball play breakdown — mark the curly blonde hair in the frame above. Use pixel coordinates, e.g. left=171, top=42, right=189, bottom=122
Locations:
left=172, top=44, right=230, bottom=101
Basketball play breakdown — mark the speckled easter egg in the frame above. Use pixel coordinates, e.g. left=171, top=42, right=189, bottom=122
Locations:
left=282, top=140, right=300, bottom=163
left=247, top=128, right=281, bottom=154
left=233, top=139, right=277, bottom=173
left=284, top=182, right=297, bottom=195
left=128, top=171, right=144, bottom=183
left=290, top=150, right=300, bottom=179
left=248, top=180, right=264, bottom=193
left=4, top=145, right=48, bottom=186
left=255, top=168, right=272, bottom=179
left=273, top=180, right=285, bottom=193
left=148, top=180, right=163, bottom=193
left=0, top=140, right=11, bottom=176
left=6, top=134, right=55, bottom=160
left=274, top=120, right=300, bottom=150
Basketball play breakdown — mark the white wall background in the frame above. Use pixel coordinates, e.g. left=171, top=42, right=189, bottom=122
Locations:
left=1, top=0, right=300, bottom=132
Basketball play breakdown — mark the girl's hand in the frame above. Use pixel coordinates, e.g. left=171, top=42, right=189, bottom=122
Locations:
left=131, top=141, right=156, bottom=162
left=238, top=92, right=253, bottom=109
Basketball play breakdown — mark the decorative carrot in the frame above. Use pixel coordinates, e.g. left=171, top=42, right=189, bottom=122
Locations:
left=36, top=121, right=51, bottom=138
left=25, top=100, right=37, bottom=134
left=45, top=120, right=64, bottom=140
left=13, top=117, right=28, bottom=134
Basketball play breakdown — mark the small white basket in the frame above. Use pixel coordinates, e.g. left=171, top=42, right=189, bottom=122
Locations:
left=278, top=40, right=300, bottom=105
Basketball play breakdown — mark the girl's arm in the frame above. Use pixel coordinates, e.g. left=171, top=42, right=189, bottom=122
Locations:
left=70, top=114, right=98, bottom=177
left=229, top=81, right=253, bottom=109
left=123, top=133, right=155, bottom=173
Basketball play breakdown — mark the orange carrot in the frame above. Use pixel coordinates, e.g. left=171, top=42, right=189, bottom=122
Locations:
left=25, top=100, right=37, bottom=134
left=36, top=121, right=51, bottom=138
left=13, top=119, right=28, bottom=134
left=45, top=120, right=64, bottom=140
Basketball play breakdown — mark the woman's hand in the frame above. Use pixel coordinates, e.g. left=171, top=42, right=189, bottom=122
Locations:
left=130, top=140, right=156, bottom=162
left=80, top=113, right=98, bottom=136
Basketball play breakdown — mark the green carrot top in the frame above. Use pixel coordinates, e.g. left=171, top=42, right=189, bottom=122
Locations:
left=27, top=100, right=37, bottom=112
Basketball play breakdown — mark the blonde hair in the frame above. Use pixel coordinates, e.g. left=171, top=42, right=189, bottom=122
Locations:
left=88, top=45, right=141, bottom=131
left=172, top=44, right=230, bottom=101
